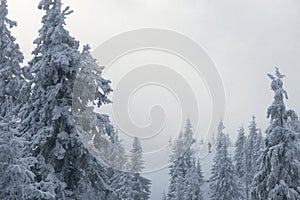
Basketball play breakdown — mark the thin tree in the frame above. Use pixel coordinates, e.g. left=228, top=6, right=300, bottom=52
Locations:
left=130, top=137, right=151, bottom=200
left=210, top=122, right=243, bottom=200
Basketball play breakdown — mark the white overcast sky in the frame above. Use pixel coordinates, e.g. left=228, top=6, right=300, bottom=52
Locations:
left=7, top=0, right=300, bottom=198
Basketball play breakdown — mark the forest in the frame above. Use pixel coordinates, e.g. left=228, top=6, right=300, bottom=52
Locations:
left=0, top=0, right=299, bottom=199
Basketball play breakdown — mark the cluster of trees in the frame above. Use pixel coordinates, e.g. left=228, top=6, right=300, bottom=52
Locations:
left=166, top=119, right=204, bottom=199
left=1, top=0, right=300, bottom=199
left=0, top=0, right=150, bottom=199
left=165, top=68, right=300, bottom=200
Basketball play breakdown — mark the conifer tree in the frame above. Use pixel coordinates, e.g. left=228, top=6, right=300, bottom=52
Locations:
left=183, top=158, right=204, bottom=200
left=234, top=126, right=247, bottom=180
left=0, top=1, right=43, bottom=199
left=129, top=137, right=151, bottom=200
left=244, top=116, right=259, bottom=199
left=210, top=122, right=243, bottom=200
left=251, top=68, right=300, bottom=199
left=0, top=0, right=24, bottom=112
left=253, top=129, right=264, bottom=171
left=130, top=137, right=145, bottom=174
left=110, top=171, right=133, bottom=200
left=20, top=1, right=114, bottom=199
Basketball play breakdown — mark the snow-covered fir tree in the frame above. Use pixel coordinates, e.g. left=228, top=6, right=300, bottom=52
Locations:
left=234, top=126, right=247, bottom=180
left=183, top=158, right=204, bottom=200
left=253, top=129, right=264, bottom=171
left=129, top=137, right=151, bottom=200
left=108, top=130, right=130, bottom=171
left=110, top=171, right=133, bottom=200
left=73, top=45, right=124, bottom=172
left=217, top=119, right=225, bottom=139
left=286, top=109, right=300, bottom=141
left=108, top=135, right=132, bottom=199
left=130, top=137, right=145, bottom=174
left=167, top=119, right=203, bottom=200
left=19, top=1, right=115, bottom=199
left=0, top=99, right=42, bottom=199
left=0, top=0, right=24, bottom=113
left=251, top=68, right=300, bottom=200
left=244, top=116, right=260, bottom=199
left=210, top=121, right=243, bottom=200
left=109, top=136, right=151, bottom=200
left=0, top=1, right=44, bottom=199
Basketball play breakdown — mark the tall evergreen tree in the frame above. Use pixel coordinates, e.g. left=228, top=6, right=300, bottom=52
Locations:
left=0, top=100, right=43, bottom=199
left=108, top=136, right=132, bottom=199
left=183, top=158, right=204, bottom=200
left=210, top=122, right=243, bottom=200
left=0, top=1, right=44, bottom=199
left=0, top=0, right=23, bottom=112
left=251, top=68, right=300, bottom=199
left=110, top=171, right=133, bottom=200
left=253, top=129, right=264, bottom=171
left=234, top=126, right=247, bottom=180
left=245, top=116, right=259, bottom=199
left=130, top=137, right=145, bottom=174
left=129, top=137, right=151, bottom=200
left=20, top=1, right=114, bottom=199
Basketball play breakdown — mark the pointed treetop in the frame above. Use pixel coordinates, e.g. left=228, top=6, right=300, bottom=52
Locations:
left=250, top=115, right=257, bottom=126
left=185, top=117, right=192, bottom=129
left=183, top=118, right=194, bottom=145
left=267, top=67, right=285, bottom=80
left=238, top=125, right=245, bottom=133
left=131, top=136, right=142, bottom=153
left=275, top=67, right=285, bottom=79
left=267, top=68, right=288, bottom=99
left=217, top=119, right=225, bottom=134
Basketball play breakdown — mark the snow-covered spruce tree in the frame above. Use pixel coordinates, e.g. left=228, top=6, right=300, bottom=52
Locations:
left=0, top=1, right=44, bottom=199
left=244, top=116, right=259, bottom=199
left=183, top=158, right=204, bottom=200
left=253, top=129, right=264, bottom=171
left=20, top=1, right=114, bottom=199
left=108, top=135, right=133, bottom=200
left=0, top=99, right=43, bottom=199
left=108, top=130, right=130, bottom=171
left=74, top=45, right=122, bottom=172
left=286, top=109, right=300, bottom=141
left=210, top=123, right=243, bottom=200
left=129, top=137, right=151, bottom=200
left=167, top=119, right=203, bottom=200
left=0, top=0, right=24, bottom=113
left=110, top=171, right=133, bottom=200
left=130, top=137, right=145, bottom=174
left=251, top=68, right=300, bottom=200
left=108, top=134, right=133, bottom=200
left=234, top=126, right=247, bottom=180
left=217, top=119, right=225, bottom=139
